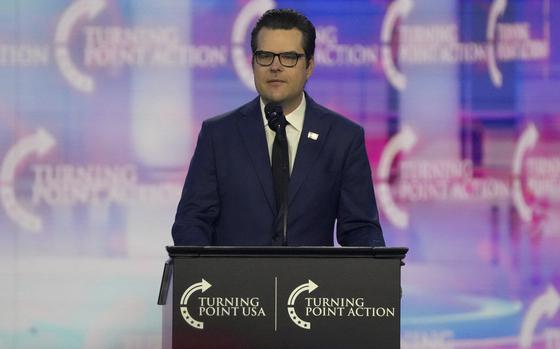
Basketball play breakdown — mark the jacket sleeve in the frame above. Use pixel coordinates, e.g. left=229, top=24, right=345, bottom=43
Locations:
left=171, top=121, right=219, bottom=245
left=336, top=127, right=385, bottom=247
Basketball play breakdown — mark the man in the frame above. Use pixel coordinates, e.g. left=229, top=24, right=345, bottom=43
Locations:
left=172, top=9, right=384, bottom=246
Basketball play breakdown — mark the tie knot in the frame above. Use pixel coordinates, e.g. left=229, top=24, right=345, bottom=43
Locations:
left=267, top=112, right=287, bottom=133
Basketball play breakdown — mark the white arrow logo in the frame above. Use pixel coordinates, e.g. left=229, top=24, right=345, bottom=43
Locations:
left=380, top=0, right=414, bottom=91
left=287, top=280, right=318, bottom=330
left=511, top=123, right=539, bottom=222
left=55, top=0, right=106, bottom=93
left=0, top=129, right=56, bottom=232
left=377, top=124, right=417, bottom=229
left=179, top=279, right=212, bottom=329
left=486, top=0, right=508, bottom=87
left=231, top=0, right=276, bottom=90
left=519, top=285, right=560, bottom=348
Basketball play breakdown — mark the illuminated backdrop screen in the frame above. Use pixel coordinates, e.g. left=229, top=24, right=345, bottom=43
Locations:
left=0, top=0, right=559, bottom=348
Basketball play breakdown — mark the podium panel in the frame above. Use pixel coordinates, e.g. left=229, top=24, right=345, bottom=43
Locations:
left=159, top=246, right=407, bottom=349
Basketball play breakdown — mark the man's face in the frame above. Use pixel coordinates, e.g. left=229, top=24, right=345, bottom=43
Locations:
left=253, top=28, right=314, bottom=114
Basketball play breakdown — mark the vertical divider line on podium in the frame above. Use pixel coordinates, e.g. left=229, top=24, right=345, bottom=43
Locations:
left=275, top=276, right=278, bottom=332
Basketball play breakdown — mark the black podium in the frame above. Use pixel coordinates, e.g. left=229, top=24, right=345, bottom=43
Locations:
left=158, top=246, right=407, bottom=349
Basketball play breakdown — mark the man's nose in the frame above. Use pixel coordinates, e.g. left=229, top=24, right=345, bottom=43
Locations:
left=269, top=56, right=283, bottom=71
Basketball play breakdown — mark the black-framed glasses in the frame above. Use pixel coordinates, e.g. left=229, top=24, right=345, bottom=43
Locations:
left=253, top=50, right=306, bottom=68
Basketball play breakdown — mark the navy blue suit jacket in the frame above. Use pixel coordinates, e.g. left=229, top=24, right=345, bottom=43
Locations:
left=172, top=94, right=384, bottom=246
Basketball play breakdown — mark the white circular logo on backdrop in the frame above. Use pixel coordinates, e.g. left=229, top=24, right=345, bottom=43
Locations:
left=231, top=0, right=276, bottom=90
left=0, top=129, right=56, bottom=232
left=54, top=0, right=106, bottom=93
left=380, top=0, right=413, bottom=91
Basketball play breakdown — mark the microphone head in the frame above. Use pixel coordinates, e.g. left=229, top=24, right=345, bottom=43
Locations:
left=264, top=103, right=284, bottom=132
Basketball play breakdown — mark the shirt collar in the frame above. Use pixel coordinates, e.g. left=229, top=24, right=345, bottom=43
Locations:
left=260, top=94, right=306, bottom=132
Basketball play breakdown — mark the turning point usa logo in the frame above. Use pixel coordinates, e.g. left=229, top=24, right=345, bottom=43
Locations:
left=179, top=279, right=266, bottom=330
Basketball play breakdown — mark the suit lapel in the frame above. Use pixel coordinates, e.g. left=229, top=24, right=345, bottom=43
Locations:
left=288, top=95, right=331, bottom=206
left=237, top=98, right=276, bottom=214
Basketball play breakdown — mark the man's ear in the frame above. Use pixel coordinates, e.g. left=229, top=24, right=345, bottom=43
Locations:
left=306, top=57, right=315, bottom=79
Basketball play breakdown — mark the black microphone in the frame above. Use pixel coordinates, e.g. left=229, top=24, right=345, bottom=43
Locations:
left=264, top=103, right=286, bottom=132
left=264, top=102, right=289, bottom=246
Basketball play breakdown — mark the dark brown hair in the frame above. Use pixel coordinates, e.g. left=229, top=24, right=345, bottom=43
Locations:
left=250, top=9, right=316, bottom=63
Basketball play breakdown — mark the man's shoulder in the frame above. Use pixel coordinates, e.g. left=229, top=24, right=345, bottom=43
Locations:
left=308, top=97, right=363, bottom=134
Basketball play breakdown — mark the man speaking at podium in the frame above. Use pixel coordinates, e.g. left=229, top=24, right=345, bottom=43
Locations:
left=172, top=9, right=384, bottom=247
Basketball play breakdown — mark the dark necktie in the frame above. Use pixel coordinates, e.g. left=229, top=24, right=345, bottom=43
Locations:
left=265, top=103, right=290, bottom=245
left=271, top=116, right=289, bottom=211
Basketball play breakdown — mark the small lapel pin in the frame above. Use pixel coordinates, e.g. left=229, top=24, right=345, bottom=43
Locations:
left=307, top=131, right=319, bottom=141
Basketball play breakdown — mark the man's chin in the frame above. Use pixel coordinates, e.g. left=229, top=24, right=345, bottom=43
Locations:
left=261, top=94, right=286, bottom=106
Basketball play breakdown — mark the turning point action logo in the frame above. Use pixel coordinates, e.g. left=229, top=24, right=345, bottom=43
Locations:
left=382, top=0, right=549, bottom=90
left=55, top=0, right=227, bottom=93
left=376, top=125, right=510, bottom=229
left=377, top=122, right=559, bottom=230
left=287, top=280, right=395, bottom=330
left=0, top=129, right=180, bottom=233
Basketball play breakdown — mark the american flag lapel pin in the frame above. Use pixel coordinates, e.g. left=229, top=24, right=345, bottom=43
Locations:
left=307, top=131, right=319, bottom=140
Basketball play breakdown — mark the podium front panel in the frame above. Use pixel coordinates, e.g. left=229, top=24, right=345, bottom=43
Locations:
left=166, top=250, right=403, bottom=349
